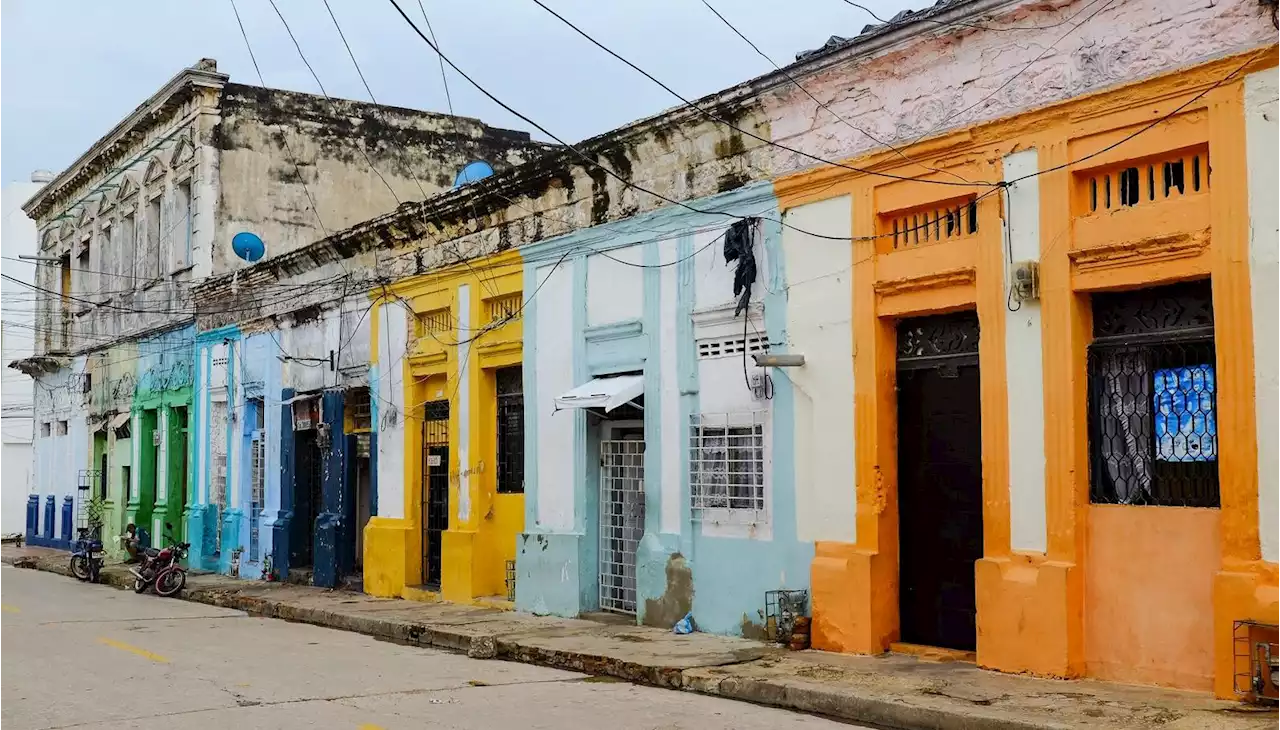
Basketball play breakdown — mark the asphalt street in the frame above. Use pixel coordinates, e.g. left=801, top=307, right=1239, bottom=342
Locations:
left=0, top=565, right=859, bottom=729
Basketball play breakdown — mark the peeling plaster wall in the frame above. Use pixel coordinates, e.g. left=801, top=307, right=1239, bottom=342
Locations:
left=213, top=84, right=552, bottom=275
left=764, top=0, right=1275, bottom=176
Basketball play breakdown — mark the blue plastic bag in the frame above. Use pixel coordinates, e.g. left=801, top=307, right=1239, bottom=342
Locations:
left=673, top=612, right=695, bottom=634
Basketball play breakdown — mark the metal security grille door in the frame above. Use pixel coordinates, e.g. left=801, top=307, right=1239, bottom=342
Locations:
left=209, top=400, right=229, bottom=552
left=249, top=399, right=265, bottom=562
left=421, top=400, right=450, bottom=589
left=599, top=437, right=645, bottom=614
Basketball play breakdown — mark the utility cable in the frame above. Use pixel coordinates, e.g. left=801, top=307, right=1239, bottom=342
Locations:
left=527, top=0, right=993, bottom=187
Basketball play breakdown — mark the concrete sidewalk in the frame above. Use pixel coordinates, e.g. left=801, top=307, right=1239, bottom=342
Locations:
left=5, top=545, right=1273, bottom=730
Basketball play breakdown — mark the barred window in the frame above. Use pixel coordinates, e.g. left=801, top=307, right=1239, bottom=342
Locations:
left=495, top=366, right=524, bottom=494
left=690, top=411, right=766, bottom=518
left=1087, top=280, right=1218, bottom=507
left=348, top=387, right=372, bottom=431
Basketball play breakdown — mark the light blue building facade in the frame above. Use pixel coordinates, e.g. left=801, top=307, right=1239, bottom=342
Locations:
left=515, top=183, right=817, bottom=637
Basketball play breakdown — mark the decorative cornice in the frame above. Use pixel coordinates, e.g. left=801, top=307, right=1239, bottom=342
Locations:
left=475, top=338, right=522, bottom=363
left=584, top=320, right=644, bottom=343
left=25, top=62, right=228, bottom=220
left=1069, top=229, right=1210, bottom=272
left=874, top=267, right=976, bottom=297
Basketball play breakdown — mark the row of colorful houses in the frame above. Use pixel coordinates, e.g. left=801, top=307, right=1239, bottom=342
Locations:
left=16, top=0, right=1277, bottom=701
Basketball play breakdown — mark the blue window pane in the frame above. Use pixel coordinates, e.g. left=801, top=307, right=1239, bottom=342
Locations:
left=1153, top=364, right=1216, bottom=462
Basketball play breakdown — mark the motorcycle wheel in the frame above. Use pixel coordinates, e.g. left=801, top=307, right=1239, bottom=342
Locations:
left=155, top=569, right=184, bottom=597
left=133, top=574, right=149, bottom=594
left=89, top=558, right=102, bottom=584
left=70, top=555, right=90, bottom=581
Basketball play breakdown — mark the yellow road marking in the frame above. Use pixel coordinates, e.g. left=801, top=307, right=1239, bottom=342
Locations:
left=1, top=604, right=19, bottom=614
left=358, top=725, right=387, bottom=730
left=96, top=637, right=170, bottom=663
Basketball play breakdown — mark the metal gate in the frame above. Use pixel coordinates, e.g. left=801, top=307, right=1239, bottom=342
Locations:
left=421, top=400, right=450, bottom=589
left=209, top=400, right=229, bottom=553
left=599, top=438, right=645, bottom=614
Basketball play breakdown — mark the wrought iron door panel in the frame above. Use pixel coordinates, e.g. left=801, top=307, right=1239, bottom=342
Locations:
left=599, top=439, right=645, bottom=614
left=421, top=401, right=449, bottom=589
left=896, top=312, right=983, bottom=652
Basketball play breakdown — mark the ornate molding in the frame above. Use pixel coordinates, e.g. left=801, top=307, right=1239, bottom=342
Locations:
left=583, top=319, right=643, bottom=343
left=1070, top=229, right=1210, bottom=272
left=476, top=337, right=522, bottom=364
left=874, top=267, right=975, bottom=297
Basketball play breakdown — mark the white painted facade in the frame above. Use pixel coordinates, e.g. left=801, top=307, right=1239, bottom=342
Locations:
left=782, top=196, right=857, bottom=544
left=373, top=300, right=409, bottom=521
left=1002, top=150, right=1048, bottom=554
left=1, top=177, right=46, bottom=535
left=532, top=262, right=576, bottom=532
left=1244, top=67, right=1278, bottom=564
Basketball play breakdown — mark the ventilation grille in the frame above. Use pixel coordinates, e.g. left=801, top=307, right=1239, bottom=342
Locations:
left=882, top=198, right=978, bottom=251
left=697, top=333, right=769, bottom=360
left=418, top=308, right=451, bottom=335
left=485, top=293, right=522, bottom=325
left=1083, top=149, right=1208, bottom=214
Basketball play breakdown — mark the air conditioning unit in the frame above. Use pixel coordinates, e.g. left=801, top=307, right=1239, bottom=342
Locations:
left=1011, top=260, right=1040, bottom=302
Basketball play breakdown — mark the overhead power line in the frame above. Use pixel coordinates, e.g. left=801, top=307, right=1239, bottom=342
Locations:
left=527, top=0, right=993, bottom=187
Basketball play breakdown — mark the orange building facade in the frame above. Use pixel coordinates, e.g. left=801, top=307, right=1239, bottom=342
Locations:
left=774, top=48, right=1278, bottom=696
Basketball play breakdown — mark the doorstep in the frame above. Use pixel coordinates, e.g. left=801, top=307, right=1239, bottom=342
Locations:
left=4, top=544, right=1273, bottom=730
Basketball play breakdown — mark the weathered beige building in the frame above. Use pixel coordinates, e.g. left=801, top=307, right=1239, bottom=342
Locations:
left=14, top=57, right=549, bottom=559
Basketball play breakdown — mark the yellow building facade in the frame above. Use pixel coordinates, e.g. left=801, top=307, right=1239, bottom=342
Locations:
left=364, top=250, right=525, bottom=604
left=775, top=49, right=1278, bottom=696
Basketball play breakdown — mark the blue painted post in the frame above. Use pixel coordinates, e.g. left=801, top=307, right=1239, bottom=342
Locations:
left=25, top=495, right=39, bottom=544
left=272, top=388, right=296, bottom=581
left=312, top=390, right=345, bottom=588
left=42, top=495, right=55, bottom=543
left=60, top=497, right=74, bottom=548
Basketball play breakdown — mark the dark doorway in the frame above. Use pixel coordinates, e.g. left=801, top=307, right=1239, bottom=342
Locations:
left=421, top=400, right=450, bottom=589
left=291, top=429, right=321, bottom=569
left=896, top=311, right=983, bottom=651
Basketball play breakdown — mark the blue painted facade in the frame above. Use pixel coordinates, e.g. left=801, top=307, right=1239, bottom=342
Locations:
left=190, top=319, right=371, bottom=586
left=515, top=183, right=814, bottom=637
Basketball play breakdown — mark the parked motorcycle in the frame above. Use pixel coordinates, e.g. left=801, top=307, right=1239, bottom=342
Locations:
left=127, top=523, right=189, bottom=597
left=69, top=528, right=104, bottom=583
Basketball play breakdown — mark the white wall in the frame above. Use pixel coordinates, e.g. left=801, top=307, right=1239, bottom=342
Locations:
left=782, top=196, right=856, bottom=544
left=1, top=179, right=44, bottom=534
left=1003, top=150, right=1048, bottom=554
left=1245, top=68, right=1278, bottom=564
left=374, top=300, right=408, bottom=520
left=586, top=248, right=643, bottom=325
left=535, top=261, right=576, bottom=531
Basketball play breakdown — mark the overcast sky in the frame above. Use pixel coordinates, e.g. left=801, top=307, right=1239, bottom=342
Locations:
left=0, top=0, right=919, bottom=185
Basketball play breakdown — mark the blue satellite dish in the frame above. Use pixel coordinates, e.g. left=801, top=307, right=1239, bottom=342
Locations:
left=454, top=161, right=494, bottom=187
left=232, top=232, right=266, bottom=262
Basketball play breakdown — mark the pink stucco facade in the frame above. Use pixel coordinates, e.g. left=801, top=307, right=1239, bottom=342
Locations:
left=764, top=0, right=1275, bottom=175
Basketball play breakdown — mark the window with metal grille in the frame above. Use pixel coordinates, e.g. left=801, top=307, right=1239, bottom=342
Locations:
left=495, top=366, right=524, bottom=494
left=348, top=387, right=372, bottom=431
left=418, top=308, right=451, bottom=336
left=1087, top=280, right=1218, bottom=507
left=485, top=293, right=522, bottom=325
left=1083, top=148, right=1208, bottom=214
left=881, top=197, right=978, bottom=251
left=248, top=397, right=264, bottom=562
left=690, top=411, right=766, bottom=518
left=696, top=333, right=769, bottom=360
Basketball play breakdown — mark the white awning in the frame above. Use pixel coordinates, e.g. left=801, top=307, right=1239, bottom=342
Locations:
left=109, top=412, right=131, bottom=431
left=555, top=374, right=644, bottom=413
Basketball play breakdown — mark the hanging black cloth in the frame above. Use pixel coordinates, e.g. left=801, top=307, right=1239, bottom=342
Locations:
left=723, top=219, right=757, bottom=316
